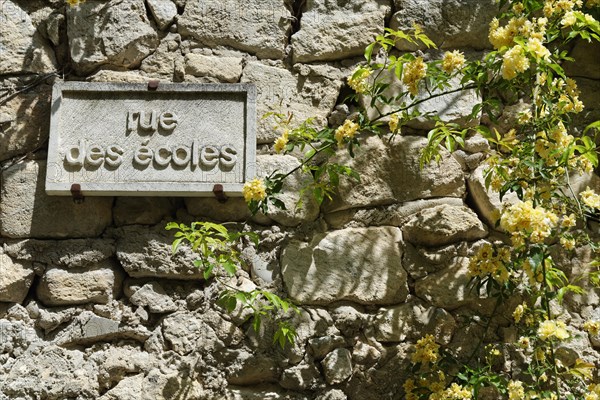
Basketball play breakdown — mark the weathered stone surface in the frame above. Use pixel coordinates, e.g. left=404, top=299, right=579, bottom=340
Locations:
left=222, top=349, right=280, bottom=385
left=390, top=0, right=497, bottom=50
left=67, top=0, right=159, bottom=74
left=4, top=238, right=115, bottom=267
left=402, top=204, right=488, bottom=247
left=327, top=135, right=465, bottom=212
left=127, top=281, right=177, bottom=313
left=325, top=197, right=464, bottom=229
left=308, top=335, right=347, bottom=359
left=147, top=0, right=177, bottom=30
left=113, top=197, right=176, bottom=226
left=468, top=165, right=519, bottom=227
left=321, top=348, right=352, bottom=385
left=0, top=160, right=113, bottom=239
left=0, top=82, right=51, bottom=162
left=162, top=311, right=229, bottom=354
left=0, top=253, right=34, bottom=303
left=185, top=197, right=251, bottom=222
left=292, top=0, right=391, bottom=63
left=185, top=53, right=243, bottom=83
left=139, top=33, right=184, bottom=78
left=374, top=300, right=456, bottom=344
left=1, top=344, right=98, bottom=399
left=253, top=154, right=320, bottom=226
left=115, top=224, right=205, bottom=279
left=361, top=72, right=481, bottom=129
left=281, top=227, right=408, bottom=305
left=0, top=1, right=56, bottom=74
left=98, top=373, right=144, bottom=400
left=178, top=0, right=291, bottom=59
left=51, top=311, right=151, bottom=346
left=280, top=360, right=322, bottom=390
left=241, top=61, right=342, bottom=143
left=36, top=259, right=123, bottom=306
left=88, top=70, right=148, bottom=83
left=316, top=389, right=348, bottom=400
left=415, top=256, right=490, bottom=310
left=564, top=39, right=600, bottom=80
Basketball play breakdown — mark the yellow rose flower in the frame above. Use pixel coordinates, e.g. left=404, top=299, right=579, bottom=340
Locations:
left=242, top=178, right=267, bottom=202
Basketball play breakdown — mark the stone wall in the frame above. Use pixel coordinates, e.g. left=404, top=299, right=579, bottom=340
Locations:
left=1, top=0, right=599, bottom=399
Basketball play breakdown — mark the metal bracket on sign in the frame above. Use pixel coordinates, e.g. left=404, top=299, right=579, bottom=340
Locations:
left=212, top=184, right=229, bottom=203
left=70, top=183, right=85, bottom=204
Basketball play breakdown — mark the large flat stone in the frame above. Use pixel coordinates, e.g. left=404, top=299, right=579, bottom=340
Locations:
left=36, top=259, right=123, bottom=306
left=0, top=0, right=57, bottom=74
left=281, top=227, right=408, bottom=305
left=4, top=238, right=115, bottom=268
left=0, top=160, right=113, bottom=239
left=326, top=135, right=465, bottom=213
left=67, top=0, right=159, bottom=74
left=185, top=54, right=243, bottom=83
left=241, top=61, right=342, bottom=143
left=0, top=82, right=52, bottom=162
left=291, top=0, right=391, bottom=63
left=0, top=253, right=35, bottom=303
left=178, top=0, right=291, bottom=59
left=390, top=0, right=497, bottom=51
left=402, top=204, right=488, bottom=247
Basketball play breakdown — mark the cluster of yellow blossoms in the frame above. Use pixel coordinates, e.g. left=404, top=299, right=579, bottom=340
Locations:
left=441, top=50, right=466, bottom=74
left=404, top=375, right=471, bottom=400
left=274, top=129, right=289, bottom=153
left=389, top=113, right=399, bottom=133
left=347, top=67, right=372, bottom=94
left=67, top=0, right=85, bottom=5
left=508, top=380, right=525, bottom=400
left=583, top=320, right=600, bottom=335
left=580, top=187, right=600, bottom=209
left=334, top=119, right=359, bottom=147
left=500, top=201, right=559, bottom=245
left=501, top=45, right=530, bottom=80
left=537, top=319, right=570, bottom=341
left=242, top=178, right=266, bottom=202
left=468, top=243, right=511, bottom=283
left=403, top=57, right=427, bottom=96
left=534, top=121, right=575, bottom=166
left=587, top=383, right=600, bottom=400
left=411, top=334, right=440, bottom=365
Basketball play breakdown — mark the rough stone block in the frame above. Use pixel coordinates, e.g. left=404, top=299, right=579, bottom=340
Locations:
left=402, top=204, right=488, bottom=247
left=178, top=0, right=291, bottom=59
left=0, top=160, right=113, bottom=239
left=291, top=0, right=391, bottom=63
left=564, top=39, right=600, bottom=80
left=326, top=135, right=465, bottom=213
left=281, top=227, right=408, bottom=305
left=0, top=0, right=57, bottom=74
left=467, top=165, right=518, bottom=228
left=185, top=197, right=251, bottom=222
left=241, top=61, right=342, bottom=143
left=253, top=154, right=320, bottom=227
left=4, top=238, right=115, bottom=268
left=415, top=256, right=493, bottom=310
left=185, top=54, right=243, bottom=83
left=0, top=253, right=35, bottom=304
left=126, top=281, right=177, bottom=313
left=36, top=259, right=123, bottom=306
left=113, top=197, right=176, bottom=226
left=0, top=82, right=52, bottom=162
left=67, top=0, right=159, bottom=74
left=321, top=348, right=352, bottom=385
left=115, top=224, right=205, bottom=279
left=147, top=0, right=177, bottom=30
left=390, top=0, right=497, bottom=51
left=374, top=300, right=456, bottom=344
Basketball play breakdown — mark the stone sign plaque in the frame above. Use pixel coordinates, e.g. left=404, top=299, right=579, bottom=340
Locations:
left=46, top=82, right=256, bottom=196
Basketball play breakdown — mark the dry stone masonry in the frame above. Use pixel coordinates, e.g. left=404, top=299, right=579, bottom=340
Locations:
left=0, top=0, right=599, bottom=399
